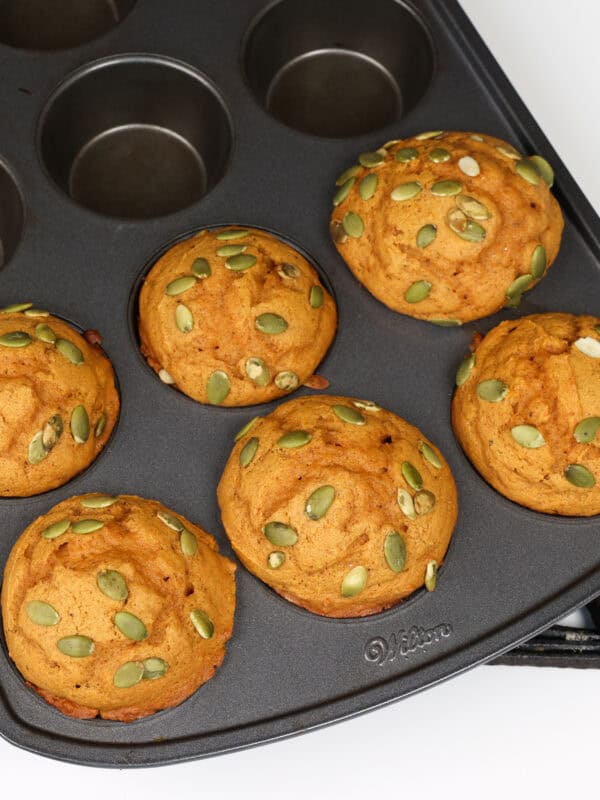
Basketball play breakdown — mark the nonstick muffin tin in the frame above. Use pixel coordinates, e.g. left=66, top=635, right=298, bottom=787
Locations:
left=0, top=0, right=599, bottom=767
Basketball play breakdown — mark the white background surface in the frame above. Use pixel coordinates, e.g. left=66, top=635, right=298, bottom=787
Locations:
left=1, top=1, right=600, bottom=797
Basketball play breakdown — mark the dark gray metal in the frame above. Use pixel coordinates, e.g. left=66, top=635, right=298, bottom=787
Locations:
left=0, top=0, right=598, bottom=768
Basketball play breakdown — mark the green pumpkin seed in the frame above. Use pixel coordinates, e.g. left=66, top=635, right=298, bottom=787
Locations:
left=278, top=262, right=301, bottom=279
left=353, top=399, right=381, bottom=411
left=511, top=425, right=545, bottom=448
left=402, top=461, right=423, bottom=491
left=41, top=415, right=63, bottom=451
left=496, top=144, right=521, bottom=160
left=332, top=405, right=365, bottom=425
left=216, top=244, right=246, bottom=257
left=142, top=657, right=169, bottom=680
left=180, top=529, right=198, bottom=556
left=405, top=280, right=432, bottom=304
left=333, top=177, right=355, bottom=206
left=274, top=371, right=300, bottom=391
left=81, top=494, right=118, bottom=508
left=277, top=430, right=312, bottom=448
left=157, top=510, right=184, bottom=532
left=240, top=436, right=259, bottom=467
left=456, top=194, right=490, bottom=220
left=267, top=551, right=286, bottom=569
left=530, top=245, right=547, bottom=279
left=341, top=566, right=368, bottom=597
left=28, top=432, right=47, bottom=465
left=70, top=405, right=90, bottom=444
left=114, top=611, right=147, bottom=641
left=191, top=257, right=211, bottom=278
left=57, top=635, right=95, bottom=658
left=574, top=417, right=600, bottom=443
left=235, top=416, right=259, bottom=442
left=529, top=155, right=554, bottom=187
left=429, top=318, right=463, bottom=327
left=309, top=285, right=324, bottom=308
left=175, top=304, right=194, bottom=333
left=417, top=224, right=437, bottom=248
left=335, top=165, right=360, bottom=185
left=471, top=134, right=484, bottom=142
left=565, top=464, right=596, bottom=488
left=342, top=211, right=364, bottom=238
left=25, top=308, right=49, bottom=317
left=215, top=229, right=248, bottom=241
left=255, top=313, right=288, bottom=334
left=35, top=323, right=56, bottom=343
left=397, top=488, right=416, bottom=519
left=42, top=519, right=71, bottom=540
left=395, top=147, right=418, bottom=162
left=226, top=254, right=257, bottom=272
left=72, top=519, right=104, bottom=534
left=263, top=521, right=298, bottom=546
left=0, top=330, right=32, bottom=348
left=416, top=131, right=444, bottom=140
left=516, top=159, right=540, bottom=185
left=506, top=275, right=533, bottom=300
left=575, top=337, right=600, bottom=358
left=330, top=220, right=347, bottom=244
left=456, top=353, right=475, bottom=386
left=384, top=531, right=406, bottom=573
left=391, top=182, right=422, bottom=201
left=477, top=379, right=508, bottom=402
left=358, top=150, right=385, bottom=168
left=165, top=275, right=197, bottom=296
left=190, top=609, right=214, bottom=639
left=418, top=441, right=442, bottom=469
left=245, top=357, right=270, bottom=387
left=359, top=173, right=378, bottom=200
left=1, top=302, right=32, bottom=313
left=414, top=490, right=436, bottom=515
left=95, top=413, right=108, bottom=438
left=56, top=338, right=83, bottom=365
left=448, top=212, right=486, bottom=243
left=458, top=156, right=480, bottom=176
left=305, top=485, right=335, bottom=520
left=27, top=601, right=60, bottom=626
left=207, top=370, right=230, bottom=405
left=97, top=570, right=128, bottom=602
left=425, top=560, right=438, bottom=592
left=113, top=661, right=144, bottom=688
left=431, top=180, right=462, bottom=196
left=429, top=147, right=451, bottom=163
left=159, top=368, right=175, bottom=384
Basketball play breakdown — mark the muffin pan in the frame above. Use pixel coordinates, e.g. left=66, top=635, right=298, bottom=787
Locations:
left=0, top=0, right=599, bottom=767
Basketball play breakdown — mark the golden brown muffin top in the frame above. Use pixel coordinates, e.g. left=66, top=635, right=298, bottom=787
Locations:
left=218, top=395, right=458, bottom=617
left=330, top=131, right=564, bottom=324
left=138, top=227, right=337, bottom=406
left=452, top=313, right=600, bottom=516
left=1, top=494, right=236, bottom=721
left=0, top=306, right=118, bottom=497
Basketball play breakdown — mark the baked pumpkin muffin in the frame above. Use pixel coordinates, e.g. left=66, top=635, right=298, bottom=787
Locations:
left=1, top=494, right=236, bottom=721
left=453, top=313, right=600, bottom=516
left=218, top=395, right=458, bottom=617
left=138, top=227, right=337, bottom=406
left=330, top=131, right=564, bottom=324
left=0, top=305, right=119, bottom=496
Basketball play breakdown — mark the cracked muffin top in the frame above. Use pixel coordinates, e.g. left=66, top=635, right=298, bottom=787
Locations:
left=217, top=395, right=458, bottom=617
left=0, top=305, right=118, bottom=497
left=138, top=227, right=337, bottom=406
left=1, top=493, right=236, bottom=721
left=330, top=130, right=564, bottom=324
left=453, top=313, right=600, bottom=515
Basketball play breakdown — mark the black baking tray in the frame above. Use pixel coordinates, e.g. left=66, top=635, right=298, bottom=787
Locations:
left=0, top=0, right=599, bottom=768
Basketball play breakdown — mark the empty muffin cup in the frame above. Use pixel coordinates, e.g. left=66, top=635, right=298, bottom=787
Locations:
left=38, top=55, right=232, bottom=219
left=243, top=0, right=434, bottom=138
left=0, top=0, right=136, bottom=50
left=0, top=160, right=24, bottom=268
